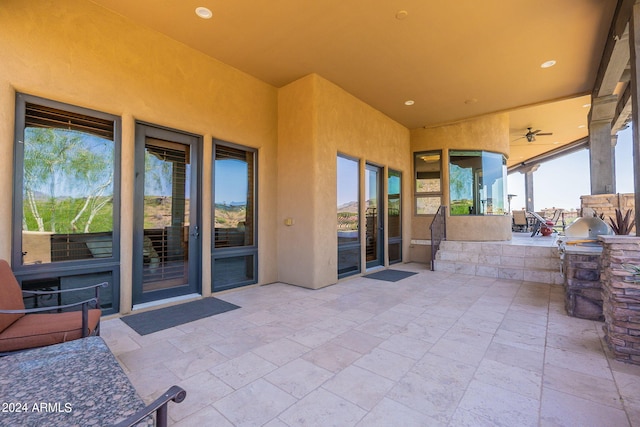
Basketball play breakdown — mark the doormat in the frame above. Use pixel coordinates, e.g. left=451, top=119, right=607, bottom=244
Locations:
left=363, top=269, right=417, bottom=282
left=121, top=297, right=240, bottom=335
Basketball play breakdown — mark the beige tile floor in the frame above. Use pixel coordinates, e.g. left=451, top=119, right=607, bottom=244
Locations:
left=101, top=263, right=640, bottom=426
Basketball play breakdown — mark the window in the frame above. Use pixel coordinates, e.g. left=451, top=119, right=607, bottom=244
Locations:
left=337, top=155, right=360, bottom=277
left=13, top=94, right=120, bottom=314
left=414, top=151, right=442, bottom=215
left=212, top=141, right=257, bottom=291
left=388, top=169, right=402, bottom=264
left=449, top=150, right=507, bottom=215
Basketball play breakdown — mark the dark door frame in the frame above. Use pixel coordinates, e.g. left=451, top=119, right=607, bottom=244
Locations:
left=132, top=122, right=202, bottom=306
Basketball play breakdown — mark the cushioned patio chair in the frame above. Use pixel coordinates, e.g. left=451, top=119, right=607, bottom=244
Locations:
left=0, top=259, right=107, bottom=354
left=512, top=210, right=529, bottom=232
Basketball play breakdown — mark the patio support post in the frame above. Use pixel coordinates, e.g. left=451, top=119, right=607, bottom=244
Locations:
left=630, top=1, right=640, bottom=236
left=519, top=163, right=539, bottom=213
left=588, top=98, right=616, bottom=195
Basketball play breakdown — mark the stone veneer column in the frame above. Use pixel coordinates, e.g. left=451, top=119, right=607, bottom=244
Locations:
left=599, top=235, right=640, bottom=364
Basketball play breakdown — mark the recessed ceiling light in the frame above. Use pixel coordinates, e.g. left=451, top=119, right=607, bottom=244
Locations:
left=553, top=141, right=560, bottom=145
left=541, top=60, right=556, bottom=68
left=404, top=100, right=415, bottom=106
left=578, top=125, right=586, bottom=128
left=464, top=98, right=478, bottom=105
left=582, top=103, right=591, bottom=108
left=195, top=7, right=212, bottom=19
left=396, top=10, right=409, bottom=20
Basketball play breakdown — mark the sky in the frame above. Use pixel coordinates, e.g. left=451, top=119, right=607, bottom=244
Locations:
left=215, top=159, right=249, bottom=205
left=507, top=125, right=635, bottom=212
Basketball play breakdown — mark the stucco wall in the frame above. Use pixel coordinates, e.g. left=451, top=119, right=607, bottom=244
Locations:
left=278, top=75, right=410, bottom=289
left=0, top=0, right=279, bottom=311
left=410, top=114, right=511, bottom=243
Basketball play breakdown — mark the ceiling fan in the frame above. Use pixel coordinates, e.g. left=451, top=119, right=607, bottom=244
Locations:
left=520, top=127, right=553, bottom=143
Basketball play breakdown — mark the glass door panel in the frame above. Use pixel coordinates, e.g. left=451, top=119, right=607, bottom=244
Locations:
left=133, top=124, right=200, bottom=305
left=365, top=164, right=384, bottom=269
left=142, top=139, right=190, bottom=292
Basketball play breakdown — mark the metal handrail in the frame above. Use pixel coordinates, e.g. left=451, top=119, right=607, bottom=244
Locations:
left=113, top=385, right=186, bottom=427
left=429, top=205, right=447, bottom=271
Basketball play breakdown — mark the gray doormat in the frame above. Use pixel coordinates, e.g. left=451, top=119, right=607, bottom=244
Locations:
left=363, top=269, right=417, bottom=282
left=121, top=297, right=240, bottom=335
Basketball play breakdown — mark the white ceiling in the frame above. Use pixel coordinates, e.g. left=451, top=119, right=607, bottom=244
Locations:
left=89, top=0, right=619, bottom=166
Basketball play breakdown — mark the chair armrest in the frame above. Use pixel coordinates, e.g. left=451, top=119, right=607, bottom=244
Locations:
left=113, top=385, right=186, bottom=427
left=0, top=297, right=98, bottom=314
left=22, top=282, right=109, bottom=295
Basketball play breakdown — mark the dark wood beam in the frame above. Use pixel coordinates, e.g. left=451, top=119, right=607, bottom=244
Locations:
left=593, top=0, right=635, bottom=98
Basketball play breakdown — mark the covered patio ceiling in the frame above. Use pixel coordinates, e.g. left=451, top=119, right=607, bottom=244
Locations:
left=90, top=0, right=621, bottom=167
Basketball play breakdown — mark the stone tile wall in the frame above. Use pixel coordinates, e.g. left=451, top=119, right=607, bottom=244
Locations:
left=581, top=193, right=635, bottom=234
left=600, top=235, right=640, bottom=365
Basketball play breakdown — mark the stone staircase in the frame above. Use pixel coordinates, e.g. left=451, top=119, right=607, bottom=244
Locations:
left=433, top=240, right=564, bottom=285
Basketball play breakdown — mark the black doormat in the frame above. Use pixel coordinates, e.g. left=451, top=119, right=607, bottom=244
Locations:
left=363, top=269, right=417, bottom=282
left=121, top=297, right=240, bottom=335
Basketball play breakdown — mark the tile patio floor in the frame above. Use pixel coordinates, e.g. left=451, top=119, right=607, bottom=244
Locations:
left=101, top=263, right=640, bottom=426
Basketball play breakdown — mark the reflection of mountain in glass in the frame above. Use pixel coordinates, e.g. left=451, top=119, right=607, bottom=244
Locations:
left=215, top=203, right=247, bottom=228
left=337, top=200, right=358, bottom=231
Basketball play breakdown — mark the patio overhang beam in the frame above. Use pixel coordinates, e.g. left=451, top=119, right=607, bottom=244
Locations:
left=613, top=77, right=633, bottom=133
left=507, top=137, right=589, bottom=175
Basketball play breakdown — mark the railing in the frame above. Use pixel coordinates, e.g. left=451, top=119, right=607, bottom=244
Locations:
left=429, top=205, right=447, bottom=271
left=114, top=385, right=186, bottom=427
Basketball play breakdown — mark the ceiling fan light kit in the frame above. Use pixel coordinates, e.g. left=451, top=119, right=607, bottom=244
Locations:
left=524, top=127, right=553, bottom=143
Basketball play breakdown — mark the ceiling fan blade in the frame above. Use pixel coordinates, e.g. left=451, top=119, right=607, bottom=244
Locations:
left=536, top=132, right=553, bottom=136
left=530, top=129, right=542, bottom=135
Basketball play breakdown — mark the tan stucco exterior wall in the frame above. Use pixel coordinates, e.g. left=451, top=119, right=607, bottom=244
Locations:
left=278, top=75, right=411, bottom=289
left=0, top=0, right=279, bottom=312
left=410, top=113, right=512, bottom=243
left=1, top=0, right=512, bottom=301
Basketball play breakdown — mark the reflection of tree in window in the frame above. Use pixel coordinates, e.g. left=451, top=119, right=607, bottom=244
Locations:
left=23, top=128, right=113, bottom=234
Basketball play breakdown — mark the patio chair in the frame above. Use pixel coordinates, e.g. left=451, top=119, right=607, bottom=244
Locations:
left=0, top=259, right=107, bottom=354
left=512, top=210, right=529, bottom=232
left=549, top=209, right=566, bottom=233
left=528, top=211, right=548, bottom=236
left=528, top=209, right=564, bottom=237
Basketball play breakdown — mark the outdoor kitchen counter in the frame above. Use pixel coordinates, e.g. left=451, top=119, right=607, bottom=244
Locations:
left=562, top=244, right=603, bottom=255
left=560, top=241, right=604, bottom=321
left=0, top=336, right=150, bottom=427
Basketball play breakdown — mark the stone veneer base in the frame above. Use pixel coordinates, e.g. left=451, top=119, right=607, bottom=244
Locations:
left=562, top=247, right=603, bottom=320
left=599, top=235, right=640, bottom=365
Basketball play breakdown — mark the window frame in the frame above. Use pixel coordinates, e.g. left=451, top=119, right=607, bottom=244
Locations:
left=413, top=150, right=442, bottom=216
left=388, top=168, right=402, bottom=264
left=448, top=149, right=507, bottom=216
left=211, top=139, right=258, bottom=291
left=337, top=153, right=361, bottom=278
left=12, top=93, right=121, bottom=314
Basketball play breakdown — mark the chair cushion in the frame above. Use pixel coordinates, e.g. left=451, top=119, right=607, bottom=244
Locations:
left=0, top=259, right=25, bottom=333
left=0, top=309, right=101, bottom=352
